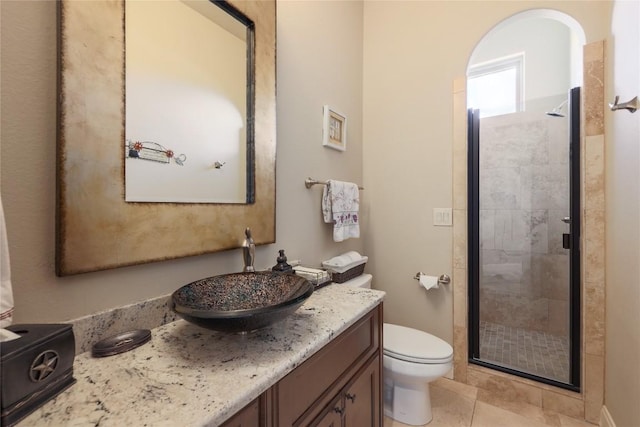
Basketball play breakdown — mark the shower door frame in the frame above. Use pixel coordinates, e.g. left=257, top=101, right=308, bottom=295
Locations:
left=467, top=87, right=582, bottom=392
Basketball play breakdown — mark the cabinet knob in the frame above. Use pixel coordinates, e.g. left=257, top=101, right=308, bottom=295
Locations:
left=345, top=393, right=356, bottom=403
left=333, top=406, right=344, bottom=415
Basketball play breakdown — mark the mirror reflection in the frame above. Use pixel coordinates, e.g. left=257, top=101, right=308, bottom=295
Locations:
left=125, top=0, right=254, bottom=203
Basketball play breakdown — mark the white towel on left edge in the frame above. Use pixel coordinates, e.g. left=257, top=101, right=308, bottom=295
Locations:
left=322, top=180, right=360, bottom=242
left=0, top=196, right=14, bottom=328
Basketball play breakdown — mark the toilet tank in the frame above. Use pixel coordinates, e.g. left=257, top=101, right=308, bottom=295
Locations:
left=340, top=274, right=372, bottom=289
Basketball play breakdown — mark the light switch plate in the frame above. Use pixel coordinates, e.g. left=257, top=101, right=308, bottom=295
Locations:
left=433, top=208, right=453, bottom=226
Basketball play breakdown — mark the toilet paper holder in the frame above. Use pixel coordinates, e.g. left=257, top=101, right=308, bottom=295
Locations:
left=413, top=272, right=451, bottom=285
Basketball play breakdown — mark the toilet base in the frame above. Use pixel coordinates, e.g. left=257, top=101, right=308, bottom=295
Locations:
left=384, top=382, right=433, bottom=426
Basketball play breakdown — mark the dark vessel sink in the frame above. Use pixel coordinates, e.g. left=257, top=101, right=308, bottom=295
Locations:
left=171, top=271, right=314, bottom=333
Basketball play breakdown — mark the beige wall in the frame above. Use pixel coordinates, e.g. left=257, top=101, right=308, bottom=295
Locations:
left=0, top=0, right=364, bottom=323
left=605, top=0, right=640, bottom=425
left=4, top=1, right=638, bottom=424
left=362, top=0, right=609, bottom=345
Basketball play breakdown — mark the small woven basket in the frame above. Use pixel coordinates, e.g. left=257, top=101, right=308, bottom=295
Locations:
left=330, top=263, right=366, bottom=284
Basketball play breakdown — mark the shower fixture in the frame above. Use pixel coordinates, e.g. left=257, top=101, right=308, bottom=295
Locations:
left=546, top=100, right=568, bottom=117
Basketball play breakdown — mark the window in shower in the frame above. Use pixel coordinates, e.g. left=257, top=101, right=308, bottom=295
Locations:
left=467, top=53, right=524, bottom=118
left=466, top=14, right=584, bottom=391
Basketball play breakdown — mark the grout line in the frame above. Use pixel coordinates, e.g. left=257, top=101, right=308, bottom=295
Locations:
left=469, top=398, right=478, bottom=427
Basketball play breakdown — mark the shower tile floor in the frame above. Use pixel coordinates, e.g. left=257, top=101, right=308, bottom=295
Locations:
left=479, top=321, right=570, bottom=383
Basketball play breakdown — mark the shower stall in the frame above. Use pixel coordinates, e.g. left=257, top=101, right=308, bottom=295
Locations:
left=467, top=88, right=581, bottom=390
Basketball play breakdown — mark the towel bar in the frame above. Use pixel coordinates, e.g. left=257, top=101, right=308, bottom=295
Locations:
left=305, top=177, right=364, bottom=190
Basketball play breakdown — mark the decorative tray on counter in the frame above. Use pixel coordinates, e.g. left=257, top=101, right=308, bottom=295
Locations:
left=293, top=266, right=332, bottom=288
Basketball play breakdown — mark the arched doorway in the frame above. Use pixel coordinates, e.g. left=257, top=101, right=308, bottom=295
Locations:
left=466, top=10, right=585, bottom=390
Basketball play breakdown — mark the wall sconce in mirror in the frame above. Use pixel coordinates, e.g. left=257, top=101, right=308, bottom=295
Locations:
left=56, top=0, right=276, bottom=275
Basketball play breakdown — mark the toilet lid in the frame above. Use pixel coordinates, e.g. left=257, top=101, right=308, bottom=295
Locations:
left=383, top=323, right=453, bottom=364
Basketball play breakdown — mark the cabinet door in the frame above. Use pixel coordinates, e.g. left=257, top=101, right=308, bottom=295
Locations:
left=276, top=308, right=379, bottom=425
left=344, top=355, right=380, bottom=427
left=313, top=410, right=343, bottom=427
left=310, top=394, right=344, bottom=427
left=220, top=396, right=263, bottom=427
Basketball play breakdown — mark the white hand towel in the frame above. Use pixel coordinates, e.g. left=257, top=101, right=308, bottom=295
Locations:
left=0, top=196, right=14, bottom=328
left=321, top=180, right=360, bottom=242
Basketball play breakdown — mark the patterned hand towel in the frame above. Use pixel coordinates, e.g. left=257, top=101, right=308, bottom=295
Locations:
left=322, top=180, right=360, bottom=242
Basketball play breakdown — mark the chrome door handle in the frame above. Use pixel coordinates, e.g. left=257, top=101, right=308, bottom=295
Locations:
left=561, top=217, right=571, bottom=224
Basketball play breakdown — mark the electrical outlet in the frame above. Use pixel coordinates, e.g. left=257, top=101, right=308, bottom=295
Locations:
left=433, top=208, right=453, bottom=226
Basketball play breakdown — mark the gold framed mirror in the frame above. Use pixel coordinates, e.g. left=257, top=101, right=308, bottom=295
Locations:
left=56, top=0, right=276, bottom=276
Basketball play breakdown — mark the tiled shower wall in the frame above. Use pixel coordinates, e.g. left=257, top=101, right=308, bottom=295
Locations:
left=479, top=110, right=570, bottom=337
left=452, top=41, right=606, bottom=423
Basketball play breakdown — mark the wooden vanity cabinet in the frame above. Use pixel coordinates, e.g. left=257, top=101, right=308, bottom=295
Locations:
left=311, top=393, right=343, bottom=427
left=220, top=391, right=271, bottom=427
left=221, top=304, right=383, bottom=427
left=310, top=355, right=380, bottom=427
left=275, top=304, right=382, bottom=426
left=343, top=354, right=380, bottom=426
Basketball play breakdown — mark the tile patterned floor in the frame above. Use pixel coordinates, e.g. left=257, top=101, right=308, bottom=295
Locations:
left=479, top=321, right=570, bottom=383
left=383, top=378, right=596, bottom=427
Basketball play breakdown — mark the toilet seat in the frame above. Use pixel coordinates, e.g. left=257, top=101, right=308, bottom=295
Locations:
left=384, top=323, right=453, bottom=364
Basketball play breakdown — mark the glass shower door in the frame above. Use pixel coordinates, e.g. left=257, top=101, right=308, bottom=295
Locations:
left=468, top=88, right=581, bottom=390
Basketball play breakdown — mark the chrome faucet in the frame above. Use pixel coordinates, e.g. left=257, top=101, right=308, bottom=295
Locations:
left=241, top=227, right=255, bottom=272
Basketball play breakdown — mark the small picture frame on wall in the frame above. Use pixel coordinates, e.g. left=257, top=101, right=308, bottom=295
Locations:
left=322, top=105, right=347, bottom=151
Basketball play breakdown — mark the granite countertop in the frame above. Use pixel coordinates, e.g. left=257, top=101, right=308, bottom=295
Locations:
left=19, top=285, right=385, bottom=427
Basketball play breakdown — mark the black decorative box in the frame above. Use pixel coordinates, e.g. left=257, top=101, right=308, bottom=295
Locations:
left=1, top=324, right=76, bottom=426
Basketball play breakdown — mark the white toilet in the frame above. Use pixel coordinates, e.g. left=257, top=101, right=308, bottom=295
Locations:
left=342, top=273, right=453, bottom=426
